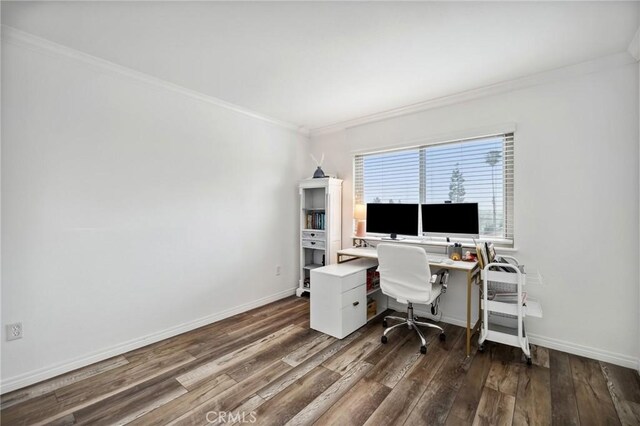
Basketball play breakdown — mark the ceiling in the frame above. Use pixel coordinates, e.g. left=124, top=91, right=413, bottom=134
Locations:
left=2, top=1, right=639, bottom=131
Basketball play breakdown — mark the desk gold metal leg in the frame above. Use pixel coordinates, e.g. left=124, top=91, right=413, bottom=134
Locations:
left=478, top=271, right=482, bottom=345
left=338, top=255, right=356, bottom=264
left=466, top=271, right=472, bottom=357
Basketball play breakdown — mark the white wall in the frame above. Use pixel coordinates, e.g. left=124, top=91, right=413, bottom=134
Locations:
left=311, top=59, right=640, bottom=367
left=1, top=34, right=309, bottom=391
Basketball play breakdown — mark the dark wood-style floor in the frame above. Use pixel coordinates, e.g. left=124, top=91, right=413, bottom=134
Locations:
left=2, top=296, right=640, bottom=426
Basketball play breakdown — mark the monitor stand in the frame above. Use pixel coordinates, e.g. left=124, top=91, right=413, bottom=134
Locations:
left=382, top=233, right=404, bottom=241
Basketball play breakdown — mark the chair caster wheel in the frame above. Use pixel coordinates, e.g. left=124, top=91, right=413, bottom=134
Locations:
left=420, top=346, right=427, bottom=354
left=526, top=357, right=532, bottom=366
left=381, top=336, right=388, bottom=344
left=478, top=344, right=485, bottom=353
left=382, top=320, right=387, bottom=328
left=439, top=333, right=446, bottom=342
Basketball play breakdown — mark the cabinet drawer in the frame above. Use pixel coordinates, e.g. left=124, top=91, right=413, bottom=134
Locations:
left=341, top=285, right=367, bottom=336
left=341, top=284, right=366, bottom=309
left=302, top=239, right=326, bottom=249
left=302, top=230, right=325, bottom=240
left=338, top=270, right=367, bottom=293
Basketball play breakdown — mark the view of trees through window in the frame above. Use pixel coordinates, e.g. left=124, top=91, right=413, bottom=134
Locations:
left=357, top=134, right=513, bottom=240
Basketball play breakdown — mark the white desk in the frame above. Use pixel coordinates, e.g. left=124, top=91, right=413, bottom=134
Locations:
left=336, top=246, right=481, bottom=357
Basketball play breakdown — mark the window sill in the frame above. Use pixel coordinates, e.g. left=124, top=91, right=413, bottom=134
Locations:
left=351, top=235, right=516, bottom=251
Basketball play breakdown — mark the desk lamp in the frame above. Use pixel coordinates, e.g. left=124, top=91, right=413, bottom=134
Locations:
left=354, top=204, right=366, bottom=237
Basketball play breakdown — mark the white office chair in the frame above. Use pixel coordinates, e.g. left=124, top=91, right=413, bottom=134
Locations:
left=377, top=243, right=447, bottom=354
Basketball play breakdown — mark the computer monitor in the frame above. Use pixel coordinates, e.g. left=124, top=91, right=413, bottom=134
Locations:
left=421, top=203, right=479, bottom=238
left=366, top=203, right=419, bottom=238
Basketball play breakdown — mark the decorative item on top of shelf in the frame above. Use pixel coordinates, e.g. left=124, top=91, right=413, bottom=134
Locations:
left=354, top=204, right=366, bottom=237
left=310, top=153, right=326, bottom=178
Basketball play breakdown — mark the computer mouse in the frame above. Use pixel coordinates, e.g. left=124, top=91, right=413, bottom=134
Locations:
left=444, top=259, right=454, bottom=265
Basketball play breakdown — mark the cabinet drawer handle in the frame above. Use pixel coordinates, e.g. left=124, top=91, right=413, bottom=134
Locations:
left=311, top=233, right=315, bottom=237
left=310, top=241, right=315, bottom=245
left=353, top=301, right=359, bottom=306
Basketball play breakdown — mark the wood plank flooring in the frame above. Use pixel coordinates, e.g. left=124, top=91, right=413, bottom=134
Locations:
left=2, top=296, right=639, bottom=425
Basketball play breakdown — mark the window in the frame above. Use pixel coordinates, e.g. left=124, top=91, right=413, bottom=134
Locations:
left=354, top=133, right=514, bottom=243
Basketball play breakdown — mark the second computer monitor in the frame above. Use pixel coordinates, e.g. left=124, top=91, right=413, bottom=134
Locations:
left=421, top=203, right=479, bottom=238
left=366, top=203, right=419, bottom=237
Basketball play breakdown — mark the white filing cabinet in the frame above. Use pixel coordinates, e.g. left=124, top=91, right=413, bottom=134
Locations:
left=310, top=258, right=381, bottom=339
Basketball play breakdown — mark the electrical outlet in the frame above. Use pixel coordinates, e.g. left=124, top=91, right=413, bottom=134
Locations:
left=275, top=265, right=281, bottom=276
left=6, top=322, right=22, bottom=341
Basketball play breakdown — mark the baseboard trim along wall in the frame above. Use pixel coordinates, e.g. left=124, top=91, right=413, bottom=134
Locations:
left=0, top=287, right=297, bottom=394
left=526, top=333, right=639, bottom=370
left=387, top=300, right=639, bottom=370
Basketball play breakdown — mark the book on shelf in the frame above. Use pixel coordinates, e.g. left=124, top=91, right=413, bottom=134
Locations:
left=305, top=211, right=326, bottom=230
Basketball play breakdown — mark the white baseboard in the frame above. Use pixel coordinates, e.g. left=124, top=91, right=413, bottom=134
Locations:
left=387, top=300, right=639, bottom=370
left=526, top=333, right=638, bottom=370
left=0, top=287, right=297, bottom=394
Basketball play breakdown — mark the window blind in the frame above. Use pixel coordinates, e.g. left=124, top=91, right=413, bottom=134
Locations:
left=354, top=133, right=514, bottom=243
left=354, top=149, right=420, bottom=205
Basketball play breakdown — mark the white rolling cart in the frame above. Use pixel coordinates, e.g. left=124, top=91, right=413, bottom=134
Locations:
left=478, top=255, right=542, bottom=365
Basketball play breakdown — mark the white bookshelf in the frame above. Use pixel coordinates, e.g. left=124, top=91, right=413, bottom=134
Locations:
left=297, top=177, right=342, bottom=296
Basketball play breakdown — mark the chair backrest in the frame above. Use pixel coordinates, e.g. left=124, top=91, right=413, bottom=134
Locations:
left=377, top=243, right=433, bottom=305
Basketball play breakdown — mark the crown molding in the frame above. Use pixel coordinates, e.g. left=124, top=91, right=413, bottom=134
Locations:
left=1, top=25, right=309, bottom=136
left=349, top=122, right=516, bottom=156
left=629, top=26, right=640, bottom=61
left=310, top=51, right=636, bottom=137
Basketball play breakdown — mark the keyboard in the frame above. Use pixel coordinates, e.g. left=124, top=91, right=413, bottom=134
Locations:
left=428, top=257, right=455, bottom=265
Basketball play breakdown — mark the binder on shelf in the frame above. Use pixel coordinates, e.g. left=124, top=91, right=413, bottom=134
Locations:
left=366, top=267, right=380, bottom=291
